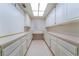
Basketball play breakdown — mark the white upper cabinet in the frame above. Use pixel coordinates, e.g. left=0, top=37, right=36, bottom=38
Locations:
left=0, top=4, right=25, bottom=37
left=46, top=3, right=79, bottom=27
left=56, top=3, right=67, bottom=24
left=24, top=14, right=31, bottom=27
left=67, top=3, right=79, bottom=20
left=46, top=8, right=56, bottom=27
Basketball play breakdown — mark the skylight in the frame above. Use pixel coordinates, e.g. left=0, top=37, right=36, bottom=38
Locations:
left=31, top=3, right=47, bottom=16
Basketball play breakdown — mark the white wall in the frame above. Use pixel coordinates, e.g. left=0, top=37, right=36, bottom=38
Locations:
left=31, top=19, right=45, bottom=33
left=0, top=4, right=25, bottom=37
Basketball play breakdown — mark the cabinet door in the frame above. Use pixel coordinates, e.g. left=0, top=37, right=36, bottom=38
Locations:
left=22, top=41, right=27, bottom=55
left=55, top=36, right=77, bottom=55
left=51, top=39, right=58, bottom=55
left=46, top=8, right=56, bottom=26
left=2, top=39, right=21, bottom=56
left=56, top=3, right=67, bottom=24
left=26, top=33, right=32, bottom=49
left=45, top=33, right=51, bottom=48
left=67, top=3, right=79, bottom=20
left=24, top=14, right=31, bottom=27
left=0, top=48, right=1, bottom=56
left=51, top=39, right=73, bottom=56
left=57, top=43, right=73, bottom=56
left=9, top=45, right=22, bottom=56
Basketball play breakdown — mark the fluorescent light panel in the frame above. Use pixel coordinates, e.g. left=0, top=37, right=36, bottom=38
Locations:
left=39, top=11, right=44, bottom=16
left=31, top=3, right=38, bottom=10
left=33, top=11, right=38, bottom=16
left=39, top=3, right=47, bottom=11
left=31, top=3, right=47, bottom=16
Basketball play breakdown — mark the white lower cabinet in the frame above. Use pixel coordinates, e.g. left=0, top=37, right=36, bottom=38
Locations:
left=10, top=43, right=23, bottom=56
left=44, top=32, right=78, bottom=56
left=55, top=36, right=77, bottom=55
left=2, top=38, right=23, bottom=56
left=51, top=39, right=58, bottom=55
left=10, top=40, right=27, bottom=56
left=44, top=32, right=51, bottom=48
left=0, top=32, right=32, bottom=56
left=22, top=41, right=27, bottom=55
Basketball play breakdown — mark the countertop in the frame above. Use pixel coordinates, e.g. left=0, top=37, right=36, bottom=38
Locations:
left=0, top=32, right=30, bottom=48
left=48, top=32, right=79, bottom=46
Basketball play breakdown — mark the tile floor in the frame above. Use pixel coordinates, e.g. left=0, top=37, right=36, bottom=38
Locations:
left=26, top=40, right=53, bottom=56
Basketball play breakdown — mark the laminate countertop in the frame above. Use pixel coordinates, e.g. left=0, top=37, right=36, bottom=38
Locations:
left=0, top=32, right=30, bottom=48
left=48, top=32, right=79, bottom=46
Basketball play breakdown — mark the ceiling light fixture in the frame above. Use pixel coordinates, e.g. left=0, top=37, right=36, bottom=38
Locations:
left=31, top=3, right=47, bottom=16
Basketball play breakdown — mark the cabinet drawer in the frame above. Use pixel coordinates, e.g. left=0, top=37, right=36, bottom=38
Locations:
left=55, top=37, right=77, bottom=55
left=51, top=39, right=73, bottom=56
left=57, top=42, right=73, bottom=56
left=22, top=41, right=27, bottom=55
left=0, top=48, right=1, bottom=56
left=2, top=37, right=25, bottom=56
left=9, top=44, right=23, bottom=56
left=50, top=34, right=77, bottom=55
left=51, top=39, right=58, bottom=55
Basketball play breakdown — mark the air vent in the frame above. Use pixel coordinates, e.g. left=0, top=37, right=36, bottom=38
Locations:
left=22, top=4, right=26, bottom=8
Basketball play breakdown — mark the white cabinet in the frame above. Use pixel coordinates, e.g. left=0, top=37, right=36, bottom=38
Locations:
left=0, top=48, right=1, bottom=56
left=46, top=3, right=79, bottom=27
left=51, top=39, right=58, bottom=55
left=24, top=14, right=31, bottom=27
left=44, top=32, right=79, bottom=56
left=2, top=39, right=21, bottom=56
left=46, top=8, right=56, bottom=27
left=0, top=32, right=32, bottom=56
left=10, top=40, right=27, bottom=56
left=56, top=3, right=67, bottom=24
left=44, top=32, right=51, bottom=48
left=55, top=3, right=79, bottom=24
left=26, top=33, right=32, bottom=48
left=50, top=35, right=73, bottom=56
left=0, top=4, right=25, bottom=37
left=22, top=40, right=27, bottom=55
left=55, top=36, right=77, bottom=55
left=67, top=3, right=79, bottom=20
left=10, top=44, right=23, bottom=56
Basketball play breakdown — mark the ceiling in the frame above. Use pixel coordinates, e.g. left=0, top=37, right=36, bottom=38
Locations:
left=18, top=3, right=57, bottom=19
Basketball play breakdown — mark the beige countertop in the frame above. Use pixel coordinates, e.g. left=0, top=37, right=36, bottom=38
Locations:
left=48, top=32, right=79, bottom=46
left=0, top=32, right=30, bottom=48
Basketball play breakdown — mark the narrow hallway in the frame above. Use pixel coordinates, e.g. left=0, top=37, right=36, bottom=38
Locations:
left=26, top=40, right=53, bottom=56
left=0, top=3, right=79, bottom=56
